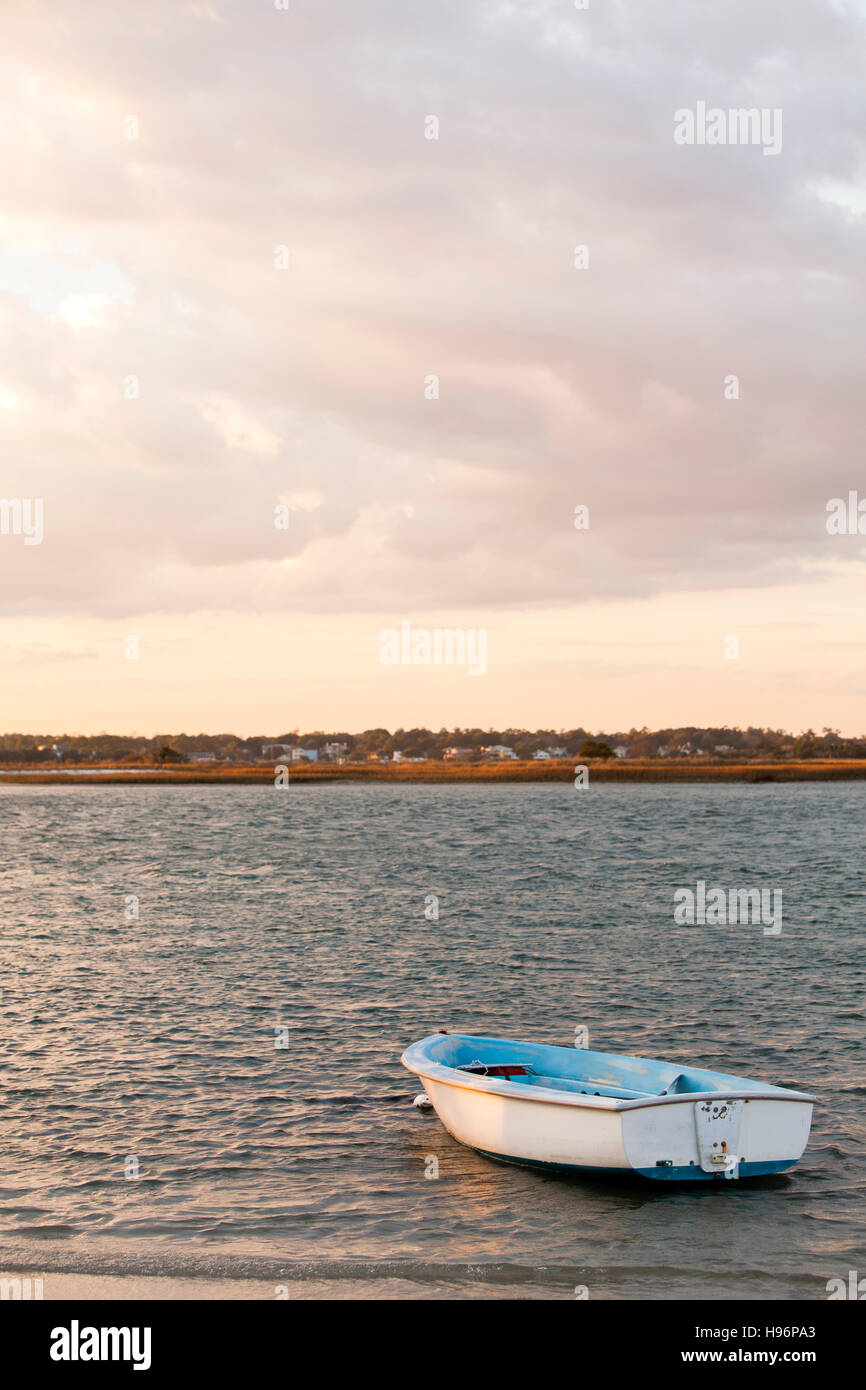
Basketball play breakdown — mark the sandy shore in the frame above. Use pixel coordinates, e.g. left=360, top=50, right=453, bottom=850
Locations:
left=1, top=1271, right=280, bottom=1300
left=0, top=1270, right=567, bottom=1300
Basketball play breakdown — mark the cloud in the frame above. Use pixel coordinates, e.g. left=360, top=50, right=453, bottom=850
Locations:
left=0, top=0, right=864, bottom=626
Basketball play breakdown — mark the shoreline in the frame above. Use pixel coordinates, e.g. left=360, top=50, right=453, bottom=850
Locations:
left=0, top=1271, right=279, bottom=1302
left=2, top=759, right=866, bottom=785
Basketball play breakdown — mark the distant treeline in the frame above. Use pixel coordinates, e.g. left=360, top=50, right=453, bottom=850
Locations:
left=0, top=725, right=864, bottom=764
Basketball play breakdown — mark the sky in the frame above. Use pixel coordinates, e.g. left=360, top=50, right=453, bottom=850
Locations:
left=1, top=0, right=865, bottom=736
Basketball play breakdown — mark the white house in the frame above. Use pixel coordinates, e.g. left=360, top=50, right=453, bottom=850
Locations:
left=613, top=746, right=628, bottom=759
left=262, top=743, right=294, bottom=758
left=481, top=745, right=518, bottom=760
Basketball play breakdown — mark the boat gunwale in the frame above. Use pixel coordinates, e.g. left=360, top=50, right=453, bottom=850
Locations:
left=401, top=1035, right=816, bottom=1112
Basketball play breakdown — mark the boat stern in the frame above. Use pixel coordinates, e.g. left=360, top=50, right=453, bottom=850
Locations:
left=621, top=1094, right=814, bottom=1180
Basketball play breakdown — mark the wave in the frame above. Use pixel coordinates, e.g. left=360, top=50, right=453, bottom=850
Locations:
left=0, top=1248, right=826, bottom=1290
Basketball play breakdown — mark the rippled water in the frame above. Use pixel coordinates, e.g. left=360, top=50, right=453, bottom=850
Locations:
left=1, top=783, right=863, bottom=1299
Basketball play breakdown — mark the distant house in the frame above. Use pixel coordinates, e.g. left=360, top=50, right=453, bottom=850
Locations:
left=481, top=745, right=518, bottom=760
left=189, top=752, right=217, bottom=762
left=443, top=747, right=473, bottom=760
left=656, top=745, right=669, bottom=757
left=262, top=743, right=294, bottom=758
left=532, top=750, right=551, bottom=760
left=613, top=746, right=628, bottom=759
left=291, top=747, right=318, bottom=762
left=546, top=746, right=567, bottom=758
left=714, top=744, right=733, bottom=753
left=322, top=742, right=348, bottom=760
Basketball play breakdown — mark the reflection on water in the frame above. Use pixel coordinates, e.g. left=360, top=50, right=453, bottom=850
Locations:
left=0, top=782, right=863, bottom=1299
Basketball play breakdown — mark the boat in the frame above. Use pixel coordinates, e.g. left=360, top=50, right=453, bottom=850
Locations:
left=401, top=1032, right=815, bottom=1181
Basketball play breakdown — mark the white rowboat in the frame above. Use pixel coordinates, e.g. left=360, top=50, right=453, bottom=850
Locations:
left=402, top=1032, right=815, bottom=1181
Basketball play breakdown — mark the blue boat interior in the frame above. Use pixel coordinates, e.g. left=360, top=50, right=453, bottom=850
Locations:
left=408, top=1032, right=797, bottom=1101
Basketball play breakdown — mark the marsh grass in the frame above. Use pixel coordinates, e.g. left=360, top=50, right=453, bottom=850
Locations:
left=3, top=760, right=866, bottom=784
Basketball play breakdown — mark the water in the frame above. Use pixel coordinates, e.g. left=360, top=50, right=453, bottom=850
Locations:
left=1, top=783, right=863, bottom=1299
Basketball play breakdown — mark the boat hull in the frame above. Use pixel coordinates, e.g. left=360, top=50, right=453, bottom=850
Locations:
left=404, top=1034, right=814, bottom=1183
